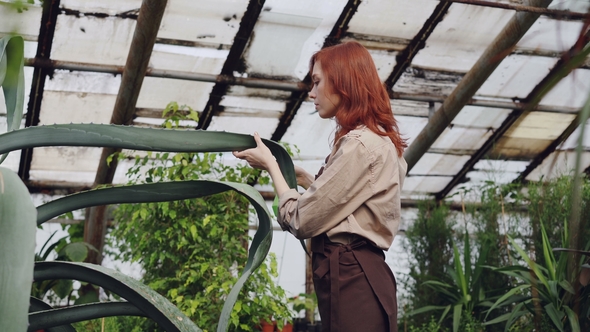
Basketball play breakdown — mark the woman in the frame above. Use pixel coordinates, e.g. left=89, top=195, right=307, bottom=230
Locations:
left=233, top=41, right=407, bottom=332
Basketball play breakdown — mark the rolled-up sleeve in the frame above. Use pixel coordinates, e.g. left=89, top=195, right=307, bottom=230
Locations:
left=277, top=136, right=374, bottom=239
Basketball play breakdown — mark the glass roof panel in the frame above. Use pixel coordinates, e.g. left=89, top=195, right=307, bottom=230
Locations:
left=30, top=146, right=101, bottom=183
left=517, top=17, right=585, bottom=53
left=207, top=116, right=279, bottom=138
left=492, top=137, right=553, bottom=160
left=393, top=67, right=462, bottom=96
left=369, top=49, right=397, bottom=82
left=412, top=4, right=513, bottom=72
left=0, top=2, right=42, bottom=40
left=402, top=175, right=453, bottom=194
left=244, top=11, right=321, bottom=78
left=490, top=112, right=576, bottom=159
left=476, top=55, right=558, bottom=98
left=560, top=120, right=590, bottom=150
left=227, top=85, right=292, bottom=100
left=137, top=77, right=214, bottom=110
left=45, top=70, right=121, bottom=95
left=280, top=101, right=335, bottom=160
left=431, top=127, right=492, bottom=152
left=397, top=116, right=428, bottom=147
left=548, top=0, right=590, bottom=14
left=526, top=150, right=590, bottom=181
left=452, top=106, right=511, bottom=129
left=219, top=95, right=284, bottom=118
left=158, top=0, right=249, bottom=46
left=249, top=0, right=349, bottom=80
left=150, top=44, right=227, bottom=74
left=38, top=91, right=116, bottom=125
left=52, top=15, right=135, bottom=66
left=391, top=100, right=430, bottom=117
left=23, top=40, right=37, bottom=57
left=347, top=0, right=440, bottom=41
left=504, top=111, right=576, bottom=140
left=410, top=153, right=471, bottom=176
left=465, top=168, right=521, bottom=184
left=540, top=69, right=590, bottom=108
left=474, top=159, right=529, bottom=173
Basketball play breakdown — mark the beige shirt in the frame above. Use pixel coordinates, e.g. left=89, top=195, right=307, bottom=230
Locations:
left=278, top=126, right=407, bottom=250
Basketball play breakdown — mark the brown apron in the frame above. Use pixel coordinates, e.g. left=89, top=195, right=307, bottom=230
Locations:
left=311, top=234, right=398, bottom=332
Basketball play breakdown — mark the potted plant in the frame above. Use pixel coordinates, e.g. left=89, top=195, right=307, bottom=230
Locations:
left=289, top=293, right=320, bottom=331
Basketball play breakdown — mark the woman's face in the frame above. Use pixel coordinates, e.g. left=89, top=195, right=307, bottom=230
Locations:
left=309, top=61, right=341, bottom=119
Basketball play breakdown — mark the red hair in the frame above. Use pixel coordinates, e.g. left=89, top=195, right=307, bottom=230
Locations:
left=309, top=41, right=407, bottom=157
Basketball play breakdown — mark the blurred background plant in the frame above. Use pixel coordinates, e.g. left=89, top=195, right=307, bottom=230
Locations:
left=105, top=103, right=293, bottom=331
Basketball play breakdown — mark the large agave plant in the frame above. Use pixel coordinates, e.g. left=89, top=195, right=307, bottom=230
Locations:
left=0, top=35, right=296, bottom=332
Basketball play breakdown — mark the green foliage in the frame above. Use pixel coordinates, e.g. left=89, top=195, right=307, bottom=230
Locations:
left=526, top=175, right=590, bottom=269
left=31, top=229, right=99, bottom=306
left=289, top=293, right=319, bottom=324
left=409, top=231, right=495, bottom=332
left=402, top=201, right=455, bottom=327
left=407, top=316, right=449, bottom=332
left=107, top=105, right=292, bottom=332
left=485, top=220, right=589, bottom=332
left=72, top=316, right=147, bottom=332
left=0, top=35, right=25, bottom=164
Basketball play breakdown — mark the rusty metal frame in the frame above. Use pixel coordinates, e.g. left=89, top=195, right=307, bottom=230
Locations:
left=18, top=0, right=61, bottom=181
left=385, top=1, right=452, bottom=92
left=403, top=0, right=552, bottom=172
left=435, top=30, right=590, bottom=199
left=197, top=0, right=266, bottom=130
left=84, top=0, right=168, bottom=265
left=23, top=57, right=585, bottom=115
left=445, top=0, right=590, bottom=21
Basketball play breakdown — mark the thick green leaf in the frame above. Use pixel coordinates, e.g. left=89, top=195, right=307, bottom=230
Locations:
left=0, top=167, right=37, bottom=332
left=508, top=235, right=550, bottom=290
left=540, top=222, right=556, bottom=280
left=482, top=312, right=512, bottom=325
left=34, top=180, right=273, bottom=331
left=504, top=302, right=528, bottom=332
left=544, top=303, right=565, bottom=332
left=60, top=242, right=90, bottom=262
left=452, top=304, right=462, bottom=332
left=51, top=279, right=73, bottom=299
left=34, top=261, right=202, bottom=332
left=438, top=305, right=452, bottom=326
left=0, top=124, right=297, bottom=188
left=559, top=279, right=575, bottom=295
left=29, top=297, right=76, bottom=332
left=563, top=305, right=581, bottom=332
left=553, top=248, right=590, bottom=257
left=29, top=302, right=146, bottom=331
left=407, top=305, right=449, bottom=316
left=485, top=284, right=530, bottom=320
left=463, top=232, right=471, bottom=293
left=0, top=35, right=25, bottom=164
left=452, top=240, right=468, bottom=298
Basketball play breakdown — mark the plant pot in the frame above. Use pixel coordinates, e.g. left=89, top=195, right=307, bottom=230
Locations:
left=260, top=320, right=276, bottom=332
left=277, top=322, right=293, bottom=332
left=293, top=318, right=307, bottom=332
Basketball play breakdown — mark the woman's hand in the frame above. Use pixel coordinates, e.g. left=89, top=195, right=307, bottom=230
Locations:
left=233, top=132, right=290, bottom=197
left=232, top=132, right=276, bottom=171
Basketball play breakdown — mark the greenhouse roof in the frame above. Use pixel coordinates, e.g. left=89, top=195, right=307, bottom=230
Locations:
left=1, top=0, right=590, bottom=202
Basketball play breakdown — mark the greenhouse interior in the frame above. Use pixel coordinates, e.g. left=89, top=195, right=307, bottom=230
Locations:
left=1, top=0, right=590, bottom=331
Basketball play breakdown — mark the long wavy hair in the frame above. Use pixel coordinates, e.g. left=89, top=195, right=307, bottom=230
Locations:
left=309, top=41, right=407, bottom=157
